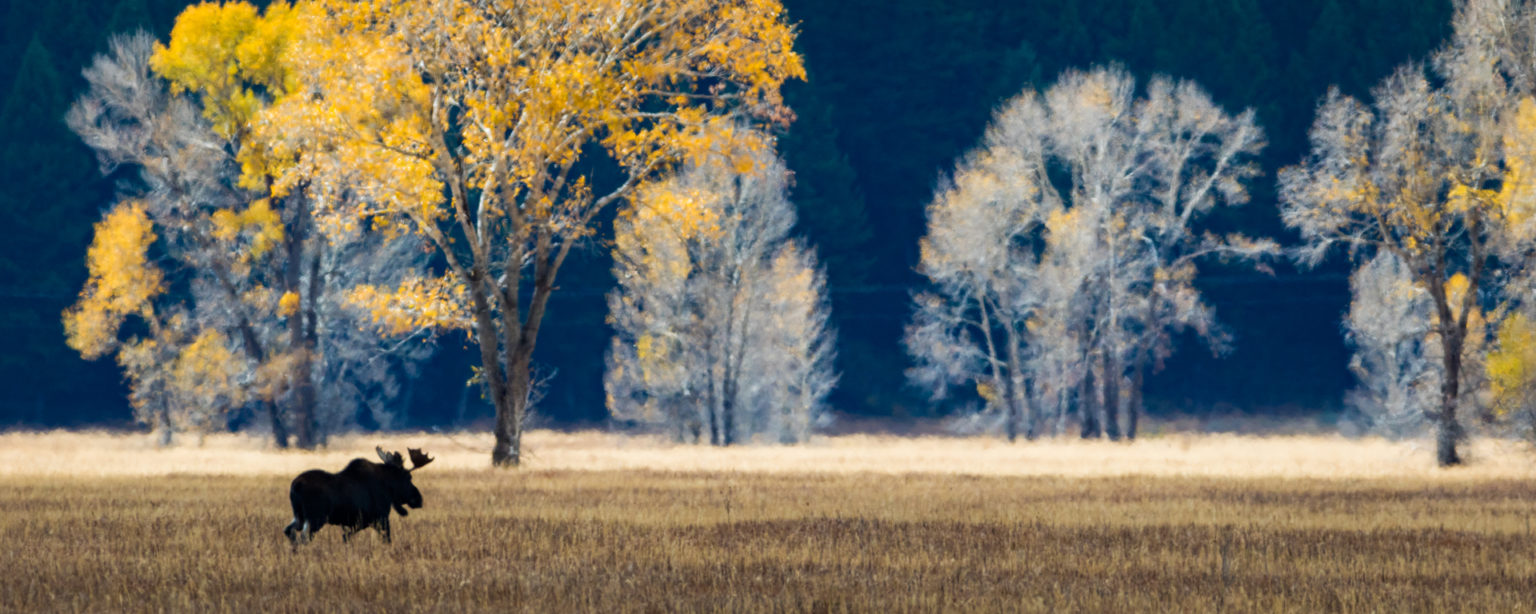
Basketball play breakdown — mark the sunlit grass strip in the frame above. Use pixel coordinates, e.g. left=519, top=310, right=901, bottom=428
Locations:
left=1, top=430, right=1533, bottom=479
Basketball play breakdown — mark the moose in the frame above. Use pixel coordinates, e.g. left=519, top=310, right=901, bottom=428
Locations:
left=283, top=447, right=434, bottom=549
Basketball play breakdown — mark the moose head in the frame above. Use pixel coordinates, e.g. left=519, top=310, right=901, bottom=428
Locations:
left=376, top=446, right=434, bottom=513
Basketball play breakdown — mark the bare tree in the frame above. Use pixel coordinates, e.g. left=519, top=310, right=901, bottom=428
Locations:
left=908, top=66, right=1271, bottom=440
left=606, top=145, right=836, bottom=445
left=1280, top=0, right=1536, bottom=465
left=1343, top=253, right=1439, bottom=437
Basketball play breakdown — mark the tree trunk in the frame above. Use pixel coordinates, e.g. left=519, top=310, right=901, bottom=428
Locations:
left=685, top=394, right=703, bottom=443
left=708, top=395, right=721, bottom=446
left=290, top=340, right=317, bottom=448
left=157, top=402, right=173, bottom=447
left=493, top=357, right=530, bottom=466
left=1101, top=352, right=1121, bottom=441
left=265, top=399, right=288, bottom=448
left=1003, top=332, right=1027, bottom=442
left=1022, top=380, right=1039, bottom=441
left=670, top=398, right=688, bottom=443
left=305, top=245, right=324, bottom=444
left=720, top=333, right=737, bottom=447
left=1055, top=388, right=1071, bottom=437
left=721, top=378, right=737, bottom=446
left=1080, top=367, right=1100, bottom=438
left=1003, top=371, right=1019, bottom=443
left=1427, top=271, right=1466, bottom=468
left=463, top=268, right=516, bottom=466
left=1128, top=361, right=1144, bottom=441
left=285, top=198, right=318, bottom=449
left=705, top=335, right=722, bottom=446
left=1436, top=329, right=1464, bottom=467
left=720, top=320, right=739, bottom=447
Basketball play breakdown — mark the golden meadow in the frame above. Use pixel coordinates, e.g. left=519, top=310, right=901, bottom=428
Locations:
left=3, top=431, right=1535, bottom=612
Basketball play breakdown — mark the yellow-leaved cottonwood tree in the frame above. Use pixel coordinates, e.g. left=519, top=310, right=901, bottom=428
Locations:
left=65, top=11, right=433, bottom=447
left=605, top=141, right=836, bottom=445
left=261, top=0, right=805, bottom=465
left=1281, top=0, right=1536, bottom=466
left=908, top=66, right=1274, bottom=441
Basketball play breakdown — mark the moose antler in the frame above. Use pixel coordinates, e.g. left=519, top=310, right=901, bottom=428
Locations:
left=376, top=446, right=405, bottom=467
left=408, top=448, right=435, bottom=471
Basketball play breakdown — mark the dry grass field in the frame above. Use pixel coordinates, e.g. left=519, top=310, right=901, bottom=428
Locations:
left=3, top=431, right=1536, bottom=612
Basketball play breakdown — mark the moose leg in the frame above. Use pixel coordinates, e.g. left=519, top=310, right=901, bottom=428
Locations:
left=299, top=508, right=326, bottom=545
left=284, top=518, right=314, bottom=551
left=376, top=517, right=392, bottom=544
left=286, top=497, right=307, bottom=550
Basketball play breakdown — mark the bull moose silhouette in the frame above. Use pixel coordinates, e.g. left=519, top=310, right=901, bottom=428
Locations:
left=283, top=447, right=434, bottom=549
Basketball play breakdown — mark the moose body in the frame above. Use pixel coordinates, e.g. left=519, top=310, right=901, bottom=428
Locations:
left=284, top=447, right=432, bottom=548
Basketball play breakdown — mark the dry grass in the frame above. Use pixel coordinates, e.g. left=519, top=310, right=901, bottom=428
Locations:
left=5, top=429, right=1536, bottom=479
left=2, top=431, right=1535, bottom=612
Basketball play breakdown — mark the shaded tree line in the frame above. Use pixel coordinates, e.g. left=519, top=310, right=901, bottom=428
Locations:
left=1, top=0, right=1457, bottom=431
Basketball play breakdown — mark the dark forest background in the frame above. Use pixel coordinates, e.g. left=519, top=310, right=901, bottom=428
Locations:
left=0, top=0, right=1453, bottom=431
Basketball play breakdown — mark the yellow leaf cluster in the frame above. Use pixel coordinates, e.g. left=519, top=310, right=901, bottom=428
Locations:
left=976, top=380, right=1000, bottom=405
left=63, top=203, right=164, bottom=359
left=210, top=198, right=284, bottom=259
left=1499, top=98, right=1536, bottom=234
left=277, top=291, right=300, bottom=317
left=1488, top=312, right=1536, bottom=417
left=167, top=329, right=248, bottom=412
left=1439, top=273, right=1482, bottom=325
left=635, top=334, right=656, bottom=363
left=346, top=276, right=472, bottom=337
left=150, top=1, right=297, bottom=141
left=152, top=1, right=313, bottom=194
left=257, top=2, right=438, bottom=231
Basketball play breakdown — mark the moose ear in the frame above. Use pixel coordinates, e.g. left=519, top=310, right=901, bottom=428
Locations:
left=376, top=446, right=404, bottom=467
left=407, top=448, right=435, bottom=471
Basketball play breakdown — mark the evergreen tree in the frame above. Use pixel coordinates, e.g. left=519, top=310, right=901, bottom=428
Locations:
left=781, top=80, right=873, bottom=287
left=106, top=0, right=156, bottom=38
left=1222, top=0, right=1279, bottom=103
left=1047, top=0, right=1094, bottom=72
left=988, top=40, right=1044, bottom=107
left=0, top=36, right=110, bottom=424
left=1113, top=0, right=1165, bottom=73
left=780, top=75, right=880, bottom=416
left=1304, top=0, right=1360, bottom=95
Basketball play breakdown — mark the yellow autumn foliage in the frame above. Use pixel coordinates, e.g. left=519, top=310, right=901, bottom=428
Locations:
left=277, top=291, right=300, bottom=317
left=166, top=329, right=248, bottom=418
left=1499, top=98, right=1536, bottom=239
left=152, top=0, right=307, bottom=194
left=270, top=0, right=800, bottom=256
left=1488, top=312, right=1536, bottom=418
left=209, top=198, right=284, bottom=258
left=346, top=276, right=472, bottom=336
left=63, top=203, right=164, bottom=359
left=150, top=1, right=295, bottom=140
